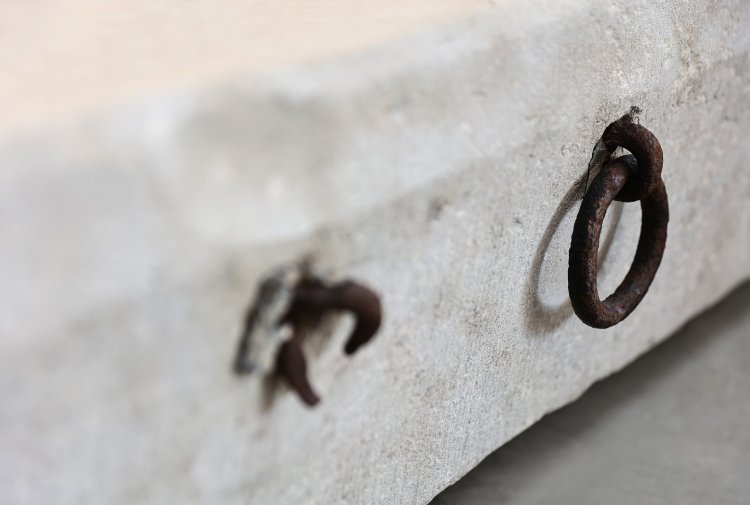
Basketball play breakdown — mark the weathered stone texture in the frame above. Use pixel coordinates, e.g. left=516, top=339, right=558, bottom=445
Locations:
left=1, top=1, right=749, bottom=504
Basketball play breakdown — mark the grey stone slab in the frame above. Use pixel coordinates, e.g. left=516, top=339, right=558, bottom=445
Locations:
left=1, top=1, right=750, bottom=505
left=432, top=281, right=750, bottom=505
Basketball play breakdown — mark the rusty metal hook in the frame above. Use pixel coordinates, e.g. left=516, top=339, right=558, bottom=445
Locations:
left=285, top=277, right=382, bottom=355
left=569, top=115, right=669, bottom=328
left=277, top=276, right=382, bottom=406
left=234, top=269, right=382, bottom=407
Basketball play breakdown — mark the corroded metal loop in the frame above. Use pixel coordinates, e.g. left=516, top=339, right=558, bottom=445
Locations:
left=569, top=154, right=669, bottom=328
left=601, top=114, right=663, bottom=202
left=278, top=276, right=382, bottom=406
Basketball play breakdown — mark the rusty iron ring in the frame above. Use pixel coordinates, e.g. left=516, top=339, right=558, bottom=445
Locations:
left=601, top=114, right=663, bottom=202
left=568, top=154, right=669, bottom=328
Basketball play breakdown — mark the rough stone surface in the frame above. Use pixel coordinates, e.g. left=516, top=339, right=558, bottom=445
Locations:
left=1, top=1, right=750, bottom=504
left=432, top=281, right=750, bottom=505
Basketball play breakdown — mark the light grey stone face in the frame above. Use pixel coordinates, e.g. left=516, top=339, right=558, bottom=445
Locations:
left=1, top=1, right=749, bottom=504
left=432, top=282, right=750, bottom=505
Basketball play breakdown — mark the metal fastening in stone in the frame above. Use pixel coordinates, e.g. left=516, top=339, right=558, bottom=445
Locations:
left=568, top=114, right=669, bottom=328
left=234, top=265, right=382, bottom=406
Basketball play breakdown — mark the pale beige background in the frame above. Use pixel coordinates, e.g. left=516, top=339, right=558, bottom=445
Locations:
left=0, top=0, right=488, bottom=136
